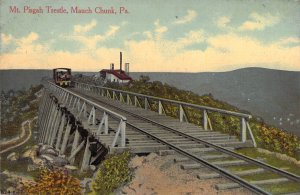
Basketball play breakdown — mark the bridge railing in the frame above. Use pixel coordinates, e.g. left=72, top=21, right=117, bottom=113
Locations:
left=47, top=81, right=127, bottom=147
left=74, top=81, right=256, bottom=147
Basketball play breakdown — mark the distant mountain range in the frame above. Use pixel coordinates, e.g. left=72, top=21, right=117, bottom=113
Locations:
left=0, top=69, right=51, bottom=92
left=129, top=68, right=300, bottom=136
left=1, top=68, right=299, bottom=136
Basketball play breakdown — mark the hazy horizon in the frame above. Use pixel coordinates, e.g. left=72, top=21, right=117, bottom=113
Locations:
left=1, top=66, right=300, bottom=73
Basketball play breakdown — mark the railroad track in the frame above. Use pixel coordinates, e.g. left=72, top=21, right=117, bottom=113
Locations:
left=69, top=87, right=300, bottom=195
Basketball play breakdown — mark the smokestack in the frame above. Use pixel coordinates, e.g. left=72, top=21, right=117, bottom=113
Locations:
left=125, top=63, right=130, bottom=75
left=110, top=63, right=114, bottom=70
left=120, top=52, right=122, bottom=72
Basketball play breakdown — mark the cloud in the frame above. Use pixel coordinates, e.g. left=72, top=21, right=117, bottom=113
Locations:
left=16, top=32, right=39, bottom=45
left=174, top=10, right=197, bottom=24
left=105, top=25, right=120, bottom=37
left=124, top=31, right=299, bottom=72
left=1, top=20, right=299, bottom=72
left=1, top=34, right=14, bottom=45
left=238, top=12, right=280, bottom=31
left=74, top=19, right=97, bottom=34
left=216, top=16, right=231, bottom=29
left=276, top=37, right=300, bottom=46
left=154, top=20, right=168, bottom=40
left=176, top=30, right=205, bottom=48
left=0, top=32, right=121, bottom=71
left=205, top=33, right=299, bottom=70
left=65, top=20, right=121, bottom=50
left=143, top=31, right=153, bottom=39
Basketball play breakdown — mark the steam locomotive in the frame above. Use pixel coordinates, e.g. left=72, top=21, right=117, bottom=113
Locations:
left=53, top=68, right=72, bottom=87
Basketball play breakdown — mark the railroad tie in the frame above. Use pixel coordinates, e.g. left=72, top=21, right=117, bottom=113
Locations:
left=174, top=154, right=229, bottom=163
left=181, top=160, right=248, bottom=170
left=197, top=168, right=265, bottom=179
left=216, top=178, right=290, bottom=190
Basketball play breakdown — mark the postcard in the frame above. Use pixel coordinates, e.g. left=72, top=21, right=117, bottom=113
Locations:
left=1, top=0, right=299, bottom=194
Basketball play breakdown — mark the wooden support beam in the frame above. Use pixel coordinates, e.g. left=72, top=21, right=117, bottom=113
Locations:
left=68, top=140, right=85, bottom=162
left=246, top=122, right=257, bottom=147
left=55, top=115, right=66, bottom=150
left=81, top=137, right=91, bottom=172
left=39, top=96, right=52, bottom=142
left=43, top=103, right=57, bottom=143
left=69, top=130, right=81, bottom=164
left=47, top=108, right=59, bottom=144
left=179, top=105, right=188, bottom=122
left=60, top=123, right=71, bottom=155
left=88, top=106, right=96, bottom=125
left=97, top=112, right=108, bottom=136
left=50, top=111, right=62, bottom=146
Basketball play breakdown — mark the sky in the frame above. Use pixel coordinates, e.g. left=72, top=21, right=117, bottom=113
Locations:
left=0, top=0, right=299, bottom=72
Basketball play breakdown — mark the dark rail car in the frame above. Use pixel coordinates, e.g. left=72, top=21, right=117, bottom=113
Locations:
left=53, top=68, right=72, bottom=87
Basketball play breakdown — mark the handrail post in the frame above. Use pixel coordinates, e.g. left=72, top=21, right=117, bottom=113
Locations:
left=77, top=99, right=81, bottom=112
left=78, top=101, right=87, bottom=118
left=127, top=94, right=131, bottom=105
left=120, top=119, right=126, bottom=147
left=134, top=96, right=138, bottom=107
left=179, top=104, right=184, bottom=122
left=68, top=95, right=73, bottom=107
left=241, top=117, right=247, bottom=142
left=88, top=106, right=96, bottom=125
left=104, top=112, right=108, bottom=134
left=120, top=93, right=124, bottom=102
left=113, top=91, right=116, bottom=100
left=61, top=91, right=66, bottom=101
left=72, top=97, right=78, bottom=109
left=203, top=109, right=208, bottom=130
left=64, top=93, right=69, bottom=104
left=145, top=97, right=148, bottom=110
left=158, top=101, right=163, bottom=115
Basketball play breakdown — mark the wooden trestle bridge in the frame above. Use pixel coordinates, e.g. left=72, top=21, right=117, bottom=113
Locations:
left=38, top=81, right=300, bottom=195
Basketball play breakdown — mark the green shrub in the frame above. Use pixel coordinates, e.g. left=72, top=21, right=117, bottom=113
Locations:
left=20, top=167, right=81, bottom=195
left=91, top=151, right=132, bottom=195
left=250, top=122, right=300, bottom=157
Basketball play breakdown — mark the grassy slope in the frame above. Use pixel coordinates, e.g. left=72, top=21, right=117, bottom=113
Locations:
left=106, top=76, right=300, bottom=159
left=105, top=76, right=300, bottom=193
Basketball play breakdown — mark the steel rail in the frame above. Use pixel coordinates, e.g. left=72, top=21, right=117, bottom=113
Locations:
left=74, top=82, right=252, bottom=119
left=69, top=88, right=272, bottom=194
left=70, top=87, right=300, bottom=183
left=125, top=108, right=300, bottom=182
left=126, top=122, right=270, bottom=195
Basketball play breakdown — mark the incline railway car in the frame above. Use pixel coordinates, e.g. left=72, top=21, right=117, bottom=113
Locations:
left=53, top=68, right=72, bottom=87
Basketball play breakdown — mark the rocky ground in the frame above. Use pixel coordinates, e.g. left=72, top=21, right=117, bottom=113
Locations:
left=118, top=153, right=254, bottom=195
left=1, top=147, right=255, bottom=195
left=0, top=144, right=84, bottom=193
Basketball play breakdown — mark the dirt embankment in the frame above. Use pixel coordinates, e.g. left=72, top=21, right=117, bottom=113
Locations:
left=0, top=119, right=33, bottom=154
left=118, top=153, right=254, bottom=195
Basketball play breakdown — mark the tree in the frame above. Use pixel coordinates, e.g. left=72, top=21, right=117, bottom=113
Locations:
left=139, top=75, right=150, bottom=83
